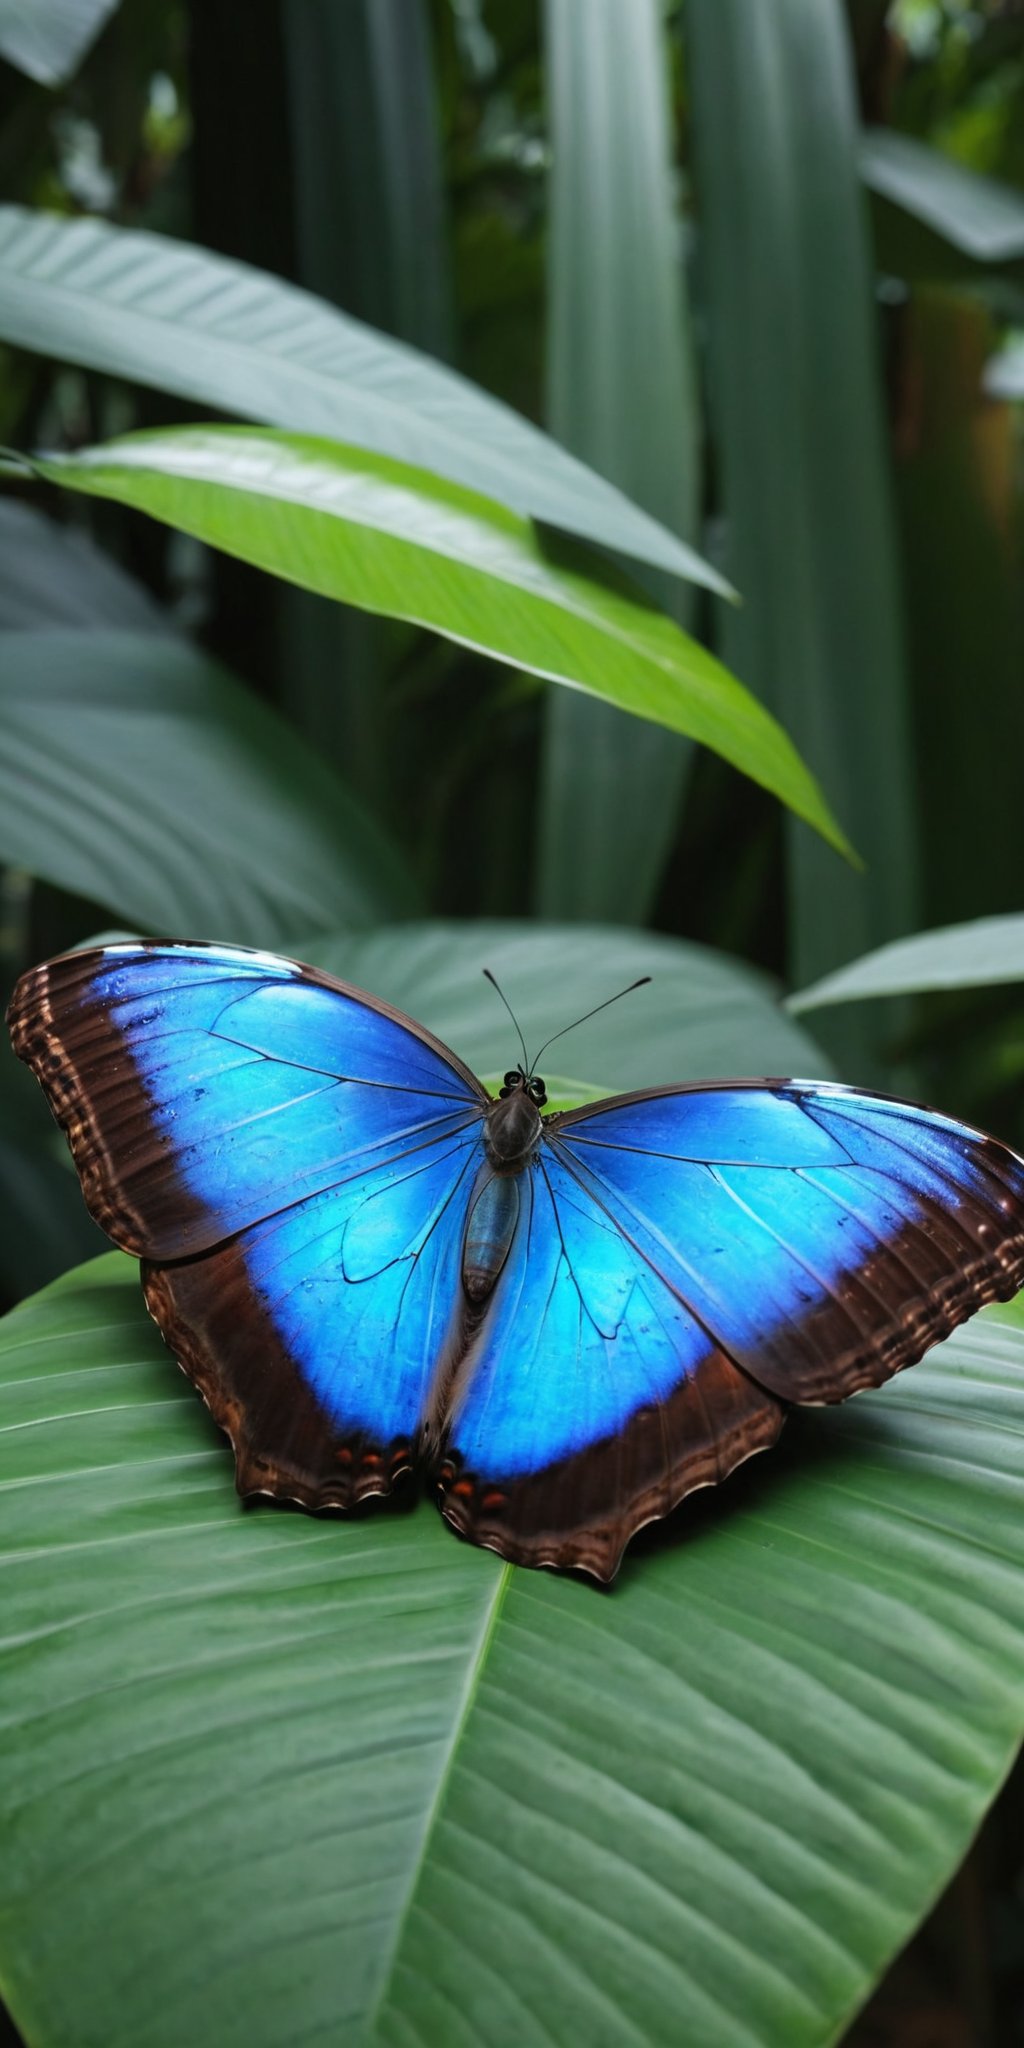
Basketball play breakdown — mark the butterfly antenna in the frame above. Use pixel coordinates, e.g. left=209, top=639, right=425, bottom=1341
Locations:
left=482, top=968, right=531, bottom=1074
left=530, top=977, right=652, bottom=1070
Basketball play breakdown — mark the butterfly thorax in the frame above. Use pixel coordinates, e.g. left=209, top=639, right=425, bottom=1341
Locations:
left=483, top=1070, right=545, bottom=1176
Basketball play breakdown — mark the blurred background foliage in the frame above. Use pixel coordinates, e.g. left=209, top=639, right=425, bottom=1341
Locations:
left=1, top=1, right=1024, bottom=2039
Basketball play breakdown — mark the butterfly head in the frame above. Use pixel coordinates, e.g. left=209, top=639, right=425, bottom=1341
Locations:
left=480, top=967, right=652, bottom=1178
left=499, top=1066, right=547, bottom=1110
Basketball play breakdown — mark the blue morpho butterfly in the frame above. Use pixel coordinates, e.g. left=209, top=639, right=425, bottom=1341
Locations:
left=8, top=939, right=1024, bottom=1580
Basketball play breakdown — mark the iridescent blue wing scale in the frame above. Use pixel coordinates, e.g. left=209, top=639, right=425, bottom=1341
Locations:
left=11, top=946, right=1024, bottom=1581
left=438, top=1080, right=1024, bottom=1578
left=438, top=1144, right=785, bottom=1578
left=9, top=942, right=487, bottom=1507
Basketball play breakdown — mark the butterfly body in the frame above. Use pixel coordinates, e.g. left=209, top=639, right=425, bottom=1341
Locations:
left=8, top=939, right=1024, bottom=1580
left=462, top=1168, right=523, bottom=1303
left=483, top=1077, right=545, bottom=1174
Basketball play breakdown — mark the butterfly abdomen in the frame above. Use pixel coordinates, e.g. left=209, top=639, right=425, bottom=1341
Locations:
left=462, top=1168, right=521, bottom=1304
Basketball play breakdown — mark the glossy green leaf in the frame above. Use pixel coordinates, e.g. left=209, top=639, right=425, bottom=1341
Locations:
left=18, top=426, right=850, bottom=855
left=687, top=0, right=918, bottom=1050
left=535, top=0, right=700, bottom=922
left=860, top=129, right=1024, bottom=265
left=790, top=913, right=1024, bottom=1012
left=0, top=629, right=412, bottom=941
left=0, top=205, right=726, bottom=591
left=0, top=0, right=119, bottom=85
left=2, top=903, right=1023, bottom=2048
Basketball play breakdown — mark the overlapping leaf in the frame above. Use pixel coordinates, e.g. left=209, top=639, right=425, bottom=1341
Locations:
left=0, top=205, right=724, bottom=589
left=0, top=628, right=412, bottom=939
left=860, top=129, right=1024, bottom=265
left=687, top=0, right=917, bottom=1052
left=0, top=0, right=120, bottom=84
left=16, top=426, right=851, bottom=855
left=790, top=914, right=1024, bottom=1012
left=535, top=0, right=700, bottom=922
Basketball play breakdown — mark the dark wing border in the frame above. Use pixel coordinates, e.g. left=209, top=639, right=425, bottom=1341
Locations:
left=143, top=1250, right=419, bottom=1513
left=438, top=1342, right=785, bottom=1582
left=7, top=939, right=489, bottom=1254
left=549, top=1076, right=1024, bottom=1401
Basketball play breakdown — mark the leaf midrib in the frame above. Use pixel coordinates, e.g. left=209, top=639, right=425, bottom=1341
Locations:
left=45, top=441, right=691, bottom=676
left=365, top=1558, right=512, bottom=2040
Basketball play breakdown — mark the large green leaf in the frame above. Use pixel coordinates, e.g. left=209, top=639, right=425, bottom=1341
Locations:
left=0, top=205, right=726, bottom=591
left=0, top=0, right=119, bottom=85
left=790, top=913, right=1024, bottom=1013
left=859, top=129, right=1024, bottom=265
left=535, top=0, right=700, bottom=923
left=2, top=923, right=1023, bottom=2047
left=0, top=629, right=412, bottom=940
left=283, top=0, right=452, bottom=357
left=298, top=920, right=832, bottom=1086
left=15, top=426, right=851, bottom=856
left=687, top=0, right=918, bottom=1054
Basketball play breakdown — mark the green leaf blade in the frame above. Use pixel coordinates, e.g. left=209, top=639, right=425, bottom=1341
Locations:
left=687, top=0, right=917, bottom=1050
left=860, top=128, right=1024, bottom=265
left=0, top=627, right=413, bottom=940
left=24, top=426, right=852, bottom=857
left=789, top=914, right=1024, bottom=1012
left=0, top=205, right=727, bottom=592
left=4, top=1254, right=1024, bottom=2048
left=535, top=0, right=702, bottom=922
left=0, top=0, right=120, bottom=85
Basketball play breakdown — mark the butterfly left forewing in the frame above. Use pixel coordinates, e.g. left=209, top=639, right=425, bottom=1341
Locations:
left=8, top=942, right=484, bottom=1258
left=8, top=941, right=487, bottom=1508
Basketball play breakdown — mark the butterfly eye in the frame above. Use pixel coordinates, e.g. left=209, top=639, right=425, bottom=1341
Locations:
left=503, top=1069, right=522, bottom=1089
left=529, top=1076, right=547, bottom=1107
